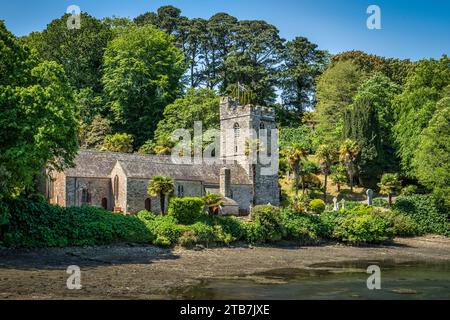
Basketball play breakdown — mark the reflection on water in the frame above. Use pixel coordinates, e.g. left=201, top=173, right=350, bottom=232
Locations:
left=171, top=260, right=450, bottom=300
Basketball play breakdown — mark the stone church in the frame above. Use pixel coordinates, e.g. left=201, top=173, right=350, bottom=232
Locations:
left=45, top=97, right=280, bottom=215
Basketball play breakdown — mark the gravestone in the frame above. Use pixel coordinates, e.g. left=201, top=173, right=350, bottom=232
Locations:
left=366, top=189, right=374, bottom=206
left=340, top=199, right=345, bottom=210
left=333, top=197, right=339, bottom=211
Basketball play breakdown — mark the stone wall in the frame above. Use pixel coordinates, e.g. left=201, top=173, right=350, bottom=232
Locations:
left=49, top=171, right=66, bottom=207
left=230, top=185, right=253, bottom=213
left=110, top=162, right=128, bottom=212
left=126, top=179, right=204, bottom=214
left=66, top=177, right=112, bottom=210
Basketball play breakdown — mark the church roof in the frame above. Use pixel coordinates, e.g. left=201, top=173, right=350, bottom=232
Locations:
left=64, top=150, right=252, bottom=185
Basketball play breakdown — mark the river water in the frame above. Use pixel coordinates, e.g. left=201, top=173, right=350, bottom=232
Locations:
left=171, top=260, right=450, bottom=300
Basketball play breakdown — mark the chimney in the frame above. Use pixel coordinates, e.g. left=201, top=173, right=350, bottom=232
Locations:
left=220, top=167, right=231, bottom=198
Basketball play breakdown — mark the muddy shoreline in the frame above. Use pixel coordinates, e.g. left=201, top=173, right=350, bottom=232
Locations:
left=0, top=236, right=449, bottom=300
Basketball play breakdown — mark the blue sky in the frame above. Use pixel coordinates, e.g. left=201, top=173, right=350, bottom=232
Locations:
left=0, top=0, right=449, bottom=61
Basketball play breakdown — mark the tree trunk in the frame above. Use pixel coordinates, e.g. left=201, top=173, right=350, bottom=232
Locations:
left=349, top=162, right=354, bottom=193
left=301, top=176, right=306, bottom=195
left=388, top=194, right=392, bottom=207
left=323, top=174, right=328, bottom=203
left=160, top=193, right=165, bottom=216
left=337, top=183, right=341, bottom=192
left=294, top=173, right=299, bottom=196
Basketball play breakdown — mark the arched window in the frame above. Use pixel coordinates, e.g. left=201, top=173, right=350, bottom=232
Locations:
left=101, top=198, right=108, bottom=210
left=177, top=185, right=185, bottom=198
left=81, top=188, right=91, bottom=204
left=233, top=123, right=240, bottom=138
left=47, top=178, right=54, bottom=200
left=145, top=198, right=151, bottom=211
left=114, top=175, right=119, bottom=200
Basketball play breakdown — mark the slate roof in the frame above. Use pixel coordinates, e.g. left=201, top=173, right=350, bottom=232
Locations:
left=65, top=150, right=252, bottom=185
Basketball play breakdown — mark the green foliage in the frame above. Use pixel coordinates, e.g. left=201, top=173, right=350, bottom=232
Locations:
left=332, top=50, right=412, bottom=85
left=74, top=88, right=107, bottom=125
left=1, top=198, right=153, bottom=248
left=344, top=73, right=401, bottom=187
left=309, top=199, right=326, bottom=214
left=279, top=126, right=314, bottom=152
left=413, top=100, right=450, bottom=200
left=372, top=197, right=389, bottom=208
left=202, top=194, right=224, bottom=215
left=168, top=197, right=206, bottom=224
left=321, top=206, right=394, bottom=243
left=147, top=176, right=175, bottom=215
left=23, top=13, right=113, bottom=92
left=330, top=164, right=348, bottom=191
left=151, top=88, right=219, bottom=152
left=278, top=36, right=330, bottom=126
left=332, top=212, right=394, bottom=243
left=281, top=209, right=325, bottom=242
left=394, top=195, right=449, bottom=235
left=101, top=133, right=134, bottom=153
left=401, top=185, right=419, bottom=196
left=315, top=60, right=366, bottom=145
left=0, top=23, right=78, bottom=199
left=394, top=56, right=450, bottom=176
left=78, top=115, right=112, bottom=150
left=378, top=173, right=402, bottom=205
left=222, top=20, right=283, bottom=105
left=372, top=209, right=420, bottom=237
left=250, top=205, right=284, bottom=242
left=103, top=25, right=185, bottom=148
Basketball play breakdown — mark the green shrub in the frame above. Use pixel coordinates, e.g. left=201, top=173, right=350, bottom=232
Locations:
left=243, top=221, right=265, bottom=244
left=320, top=206, right=394, bottom=243
left=168, top=197, right=206, bottom=224
left=250, top=205, right=283, bottom=242
left=1, top=198, right=154, bottom=248
left=372, top=209, right=420, bottom=237
left=332, top=213, right=394, bottom=243
left=188, top=222, right=216, bottom=246
left=177, top=230, right=198, bottom=248
left=401, top=185, right=419, bottom=196
left=372, top=198, right=389, bottom=208
left=319, top=211, right=340, bottom=238
left=136, top=210, right=157, bottom=221
left=281, top=209, right=324, bottom=242
left=343, top=201, right=361, bottom=210
left=143, top=215, right=186, bottom=247
left=203, top=215, right=247, bottom=241
left=347, top=205, right=374, bottom=215
left=309, top=199, right=326, bottom=214
left=394, top=195, right=449, bottom=235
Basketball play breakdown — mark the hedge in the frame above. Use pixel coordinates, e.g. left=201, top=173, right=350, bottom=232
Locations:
left=394, top=195, right=449, bottom=235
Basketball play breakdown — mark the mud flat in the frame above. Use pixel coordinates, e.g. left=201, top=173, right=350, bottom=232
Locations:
left=0, top=236, right=449, bottom=300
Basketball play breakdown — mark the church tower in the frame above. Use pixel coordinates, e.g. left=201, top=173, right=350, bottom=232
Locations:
left=219, top=97, right=280, bottom=206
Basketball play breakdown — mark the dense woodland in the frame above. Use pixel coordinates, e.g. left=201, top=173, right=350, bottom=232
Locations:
left=0, top=5, right=449, bottom=208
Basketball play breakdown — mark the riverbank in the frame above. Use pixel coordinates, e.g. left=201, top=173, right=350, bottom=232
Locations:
left=0, top=236, right=449, bottom=299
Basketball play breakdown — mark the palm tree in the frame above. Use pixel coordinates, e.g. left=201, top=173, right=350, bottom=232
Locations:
left=285, top=145, right=308, bottom=195
left=339, top=139, right=360, bottom=193
left=330, top=164, right=348, bottom=192
left=378, top=173, right=401, bottom=206
left=316, top=144, right=338, bottom=202
left=203, top=194, right=224, bottom=215
left=147, top=176, right=175, bottom=215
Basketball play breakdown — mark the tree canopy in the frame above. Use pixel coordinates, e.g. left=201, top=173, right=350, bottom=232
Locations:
left=0, top=21, right=78, bottom=199
left=102, top=25, right=186, bottom=147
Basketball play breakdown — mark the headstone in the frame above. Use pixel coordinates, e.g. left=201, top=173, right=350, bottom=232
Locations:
left=340, top=199, right=345, bottom=210
left=333, top=197, right=339, bottom=211
left=366, top=189, right=374, bottom=206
